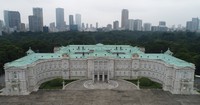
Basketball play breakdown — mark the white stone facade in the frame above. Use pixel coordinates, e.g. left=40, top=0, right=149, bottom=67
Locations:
left=3, top=44, right=195, bottom=95
left=3, top=57, right=195, bottom=95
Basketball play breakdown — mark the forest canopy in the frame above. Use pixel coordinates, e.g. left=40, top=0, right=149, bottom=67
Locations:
left=0, top=31, right=200, bottom=75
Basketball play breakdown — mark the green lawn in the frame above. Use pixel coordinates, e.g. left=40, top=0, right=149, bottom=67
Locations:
left=125, top=77, right=162, bottom=89
left=39, top=78, right=77, bottom=89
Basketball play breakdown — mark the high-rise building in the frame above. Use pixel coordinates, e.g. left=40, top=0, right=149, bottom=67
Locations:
left=151, top=26, right=159, bottom=31
left=107, top=24, right=112, bottom=31
left=82, top=23, right=85, bottom=30
left=4, top=11, right=9, bottom=27
left=56, top=8, right=65, bottom=31
left=90, top=24, right=93, bottom=29
left=159, top=21, right=166, bottom=26
left=186, top=18, right=199, bottom=32
left=69, top=15, right=74, bottom=26
left=113, top=21, right=119, bottom=30
left=0, top=20, right=3, bottom=36
left=134, top=19, right=142, bottom=31
left=29, top=16, right=40, bottom=32
left=0, top=20, right=3, bottom=30
left=29, top=8, right=43, bottom=32
left=96, top=22, right=98, bottom=29
left=86, top=23, right=88, bottom=29
left=128, top=19, right=134, bottom=31
left=158, top=21, right=168, bottom=31
left=4, top=10, right=21, bottom=31
left=43, top=26, right=49, bottom=33
left=143, top=23, right=151, bottom=31
left=121, top=9, right=129, bottom=30
left=186, top=21, right=193, bottom=31
left=69, top=15, right=78, bottom=31
left=20, top=23, right=26, bottom=32
left=192, top=18, right=199, bottom=31
left=49, top=22, right=57, bottom=32
left=75, top=14, right=81, bottom=31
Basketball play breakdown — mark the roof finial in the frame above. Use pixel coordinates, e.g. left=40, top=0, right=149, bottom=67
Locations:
left=164, top=48, right=173, bottom=55
left=26, top=47, right=35, bottom=55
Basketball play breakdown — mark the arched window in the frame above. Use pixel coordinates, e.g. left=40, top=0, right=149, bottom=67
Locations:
left=13, top=72, right=17, bottom=79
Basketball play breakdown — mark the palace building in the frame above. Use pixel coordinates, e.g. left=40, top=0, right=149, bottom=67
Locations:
left=3, top=44, right=195, bottom=95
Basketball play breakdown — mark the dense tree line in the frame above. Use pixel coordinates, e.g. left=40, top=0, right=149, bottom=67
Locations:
left=0, top=31, right=200, bottom=75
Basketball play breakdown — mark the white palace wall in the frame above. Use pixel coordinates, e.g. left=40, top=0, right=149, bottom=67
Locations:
left=4, top=57, right=195, bottom=95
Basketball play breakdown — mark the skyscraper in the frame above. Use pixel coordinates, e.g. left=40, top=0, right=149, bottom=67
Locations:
left=107, top=24, right=112, bottom=31
left=128, top=19, right=134, bottom=31
left=4, top=10, right=21, bottom=31
left=159, top=21, right=166, bottom=26
left=69, top=15, right=78, bottom=31
left=143, top=23, right=151, bottom=31
left=158, top=21, right=168, bottom=31
left=20, top=23, right=26, bottom=32
left=96, top=22, right=98, bottom=29
left=56, top=8, right=65, bottom=31
left=29, top=15, right=40, bottom=32
left=113, top=21, right=119, bottom=30
left=0, top=20, right=3, bottom=30
left=75, top=14, right=81, bottom=31
left=69, top=15, right=74, bottom=26
left=186, top=18, right=199, bottom=32
left=4, top=11, right=9, bottom=27
left=0, top=20, right=3, bottom=36
left=134, top=19, right=142, bottom=31
left=192, top=18, right=199, bottom=31
left=121, top=9, right=129, bottom=30
left=30, top=8, right=43, bottom=32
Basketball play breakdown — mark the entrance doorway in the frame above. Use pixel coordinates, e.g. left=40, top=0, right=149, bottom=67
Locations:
left=94, top=75, right=97, bottom=81
left=99, top=75, right=102, bottom=81
left=104, top=75, right=108, bottom=82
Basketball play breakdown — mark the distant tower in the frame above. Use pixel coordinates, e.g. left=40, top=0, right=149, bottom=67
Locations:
left=33, top=8, right=43, bottom=31
left=69, top=15, right=78, bottom=31
left=0, top=20, right=3, bottom=36
left=82, top=23, right=85, bottom=30
left=69, top=15, right=74, bottom=26
left=159, top=21, right=168, bottom=31
left=96, top=22, right=98, bottom=29
left=29, top=16, right=40, bottom=32
left=75, top=14, right=81, bottom=31
left=49, top=22, right=56, bottom=32
left=56, top=8, right=65, bottom=31
left=143, top=23, right=151, bottom=31
left=4, top=10, right=21, bottom=31
left=128, top=19, right=134, bottom=31
left=121, top=9, right=129, bottom=30
left=113, top=21, right=119, bottom=30
left=159, top=21, right=166, bottom=26
left=90, top=24, right=93, bottom=29
left=29, top=8, right=43, bottom=32
left=134, top=19, right=142, bottom=31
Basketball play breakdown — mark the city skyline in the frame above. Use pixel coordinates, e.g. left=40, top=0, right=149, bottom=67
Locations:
left=0, top=0, right=200, bottom=27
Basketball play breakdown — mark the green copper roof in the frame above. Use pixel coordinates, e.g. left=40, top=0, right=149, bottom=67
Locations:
left=5, top=43, right=194, bottom=68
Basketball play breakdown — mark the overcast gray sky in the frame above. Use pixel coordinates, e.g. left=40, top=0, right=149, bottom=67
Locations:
left=0, top=0, right=200, bottom=27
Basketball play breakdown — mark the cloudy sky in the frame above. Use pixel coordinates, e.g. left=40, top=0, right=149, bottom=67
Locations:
left=0, top=0, right=200, bottom=27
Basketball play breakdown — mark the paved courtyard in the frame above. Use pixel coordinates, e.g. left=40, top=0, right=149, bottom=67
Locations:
left=0, top=79, right=200, bottom=105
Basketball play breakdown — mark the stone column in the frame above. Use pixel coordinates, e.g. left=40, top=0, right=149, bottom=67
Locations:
left=103, top=72, right=105, bottom=82
left=93, top=71, right=95, bottom=83
left=97, top=72, right=99, bottom=81
left=108, top=71, right=109, bottom=81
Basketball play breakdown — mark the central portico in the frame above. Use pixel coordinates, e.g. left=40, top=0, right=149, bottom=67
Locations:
left=93, top=59, right=109, bottom=82
left=88, top=57, right=114, bottom=83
